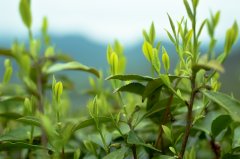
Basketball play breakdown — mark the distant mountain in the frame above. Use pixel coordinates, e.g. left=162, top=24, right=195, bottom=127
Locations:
left=0, top=34, right=239, bottom=99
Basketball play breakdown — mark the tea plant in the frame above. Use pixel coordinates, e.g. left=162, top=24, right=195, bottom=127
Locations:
left=0, top=0, right=240, bottom=159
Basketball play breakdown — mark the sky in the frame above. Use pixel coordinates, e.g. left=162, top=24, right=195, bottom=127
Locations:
left=0, top=0, right=240, bottom=44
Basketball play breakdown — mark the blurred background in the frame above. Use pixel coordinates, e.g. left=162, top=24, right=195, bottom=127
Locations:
left=0, top=0, right=240, bottom=103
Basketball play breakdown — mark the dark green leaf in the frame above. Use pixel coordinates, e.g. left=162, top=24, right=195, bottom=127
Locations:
left=142, top=78, right=164, bottom=101
left=0, top=96, right=25, bottom=102
left=103, top=147, right=128, bottom=159
left=106, top=74, right=153, bottom=82
left=114, top=82, right=145, bottom=95
left=0, top=113, right=22, bottom=119
left=73, top=117, right=112, bottom=132
left=127, top=130, right=160, bottom=152
left=203, top=90, right=240, bottom=122
left=211, top=115, right=232, bottom=138
left=152, top=155, right=175, bottom=159
left=0, top=142, right=50, bottom=151
left=46, top=61, right=99, bottom=77
left=222, top=154, right=240, bottom=159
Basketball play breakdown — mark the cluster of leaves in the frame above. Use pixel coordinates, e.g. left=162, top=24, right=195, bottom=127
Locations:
left=0, top=0, right=240, bottom=159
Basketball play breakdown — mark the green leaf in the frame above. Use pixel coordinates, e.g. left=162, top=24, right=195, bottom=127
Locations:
left=0, top=96, right=25, bottom=102
left=110, top=52, right=119, bottom=75
left=149, top=22, right=156, bottom=44
left=142, top=97, right=182, bottom=119
left=0, top=142, right=50, bottom=151
left=185, top=29, right=193, bottom=45
left=197, top=19, right=207, bottom=38
left=142, top=30, right=150, bottom=42
left=211, top=115, right=232, bottom=138
left=106, top=74, right=153, bottom=82
left=0, top=126, right=41, bottom=142
left=169, top=147, right=176, bottom=154
left=165, top=29, right=176, bottom=44
left=152, top=49, right=161, bottom=75
left=19, top=0, right=32, bottom=29
left=192, top=0, right=199, bottom=9
left=0, top=113, right=22, bottom=120
left=74, top=149, right=81, bottom=159
left=224, top=21, right=239, bottom=55
left=103, top=147, right=128, bottom=159
left=222, top=154, right=240, bottom=159
left=42, top=16, right=48, bottom=36
left=152, top=155, right=175, bottom=159
left=46, top=61, right=99, bottom=77
left=183, top=0, right=193, bottom=20
left=142, top=78, right=164, bottom=101
left=167, top=14, right=177, bottom=39
left=203, top=90, right=240, bottom=122
left=3, top=59, right=12, bottom=84
left=194, top=60, right=224, bottom=73
left=142, top=75, right=187, bottom=101
left=54, top=81, right=63, bottom=103
left=17, top=116, right=41, bottom=127
left=142, top=41, right=153, bottom=63
left=213, top=11, right=221, bottom=27
left=127, top=130, right=161, bottom=152
left=162, top=47, right=170, bottom=73
left=73, top=117, right=112, bottom=132
left=162, top=125, right=172, bottom=143
left=114, top=82, right=145, bottom=95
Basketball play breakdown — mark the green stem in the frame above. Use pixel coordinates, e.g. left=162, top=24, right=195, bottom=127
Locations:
left=30, top=125, right=34, bottom=144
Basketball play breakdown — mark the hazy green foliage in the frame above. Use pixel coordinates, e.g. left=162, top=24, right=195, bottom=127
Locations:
left=0, top=0, right=239, bottom=159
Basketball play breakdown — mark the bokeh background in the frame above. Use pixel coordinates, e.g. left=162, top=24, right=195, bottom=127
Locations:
left=0, top=0, right=240, bottom=104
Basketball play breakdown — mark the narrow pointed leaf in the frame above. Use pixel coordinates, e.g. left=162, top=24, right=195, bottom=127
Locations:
left=46, top=61, right=99, bottom=77
left=19, top=0, right=32, bottom=29
left=73, top=117, right=112, bottom=132
left=183, top=0, right=193, bottom=20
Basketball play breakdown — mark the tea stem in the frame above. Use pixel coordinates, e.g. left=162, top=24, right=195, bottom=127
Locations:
left=179, top=72, right=196, bottom=159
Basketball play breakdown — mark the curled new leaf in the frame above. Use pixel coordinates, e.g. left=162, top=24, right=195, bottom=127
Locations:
left=110, top=52, right=119, bottom=75
left=142, top=41, right=153, bottom=63
left=162, top=47, right=170, bottom=73
left=3, top=59, right=13, bottom=84
left=54, top=81, right=63, bottom=103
